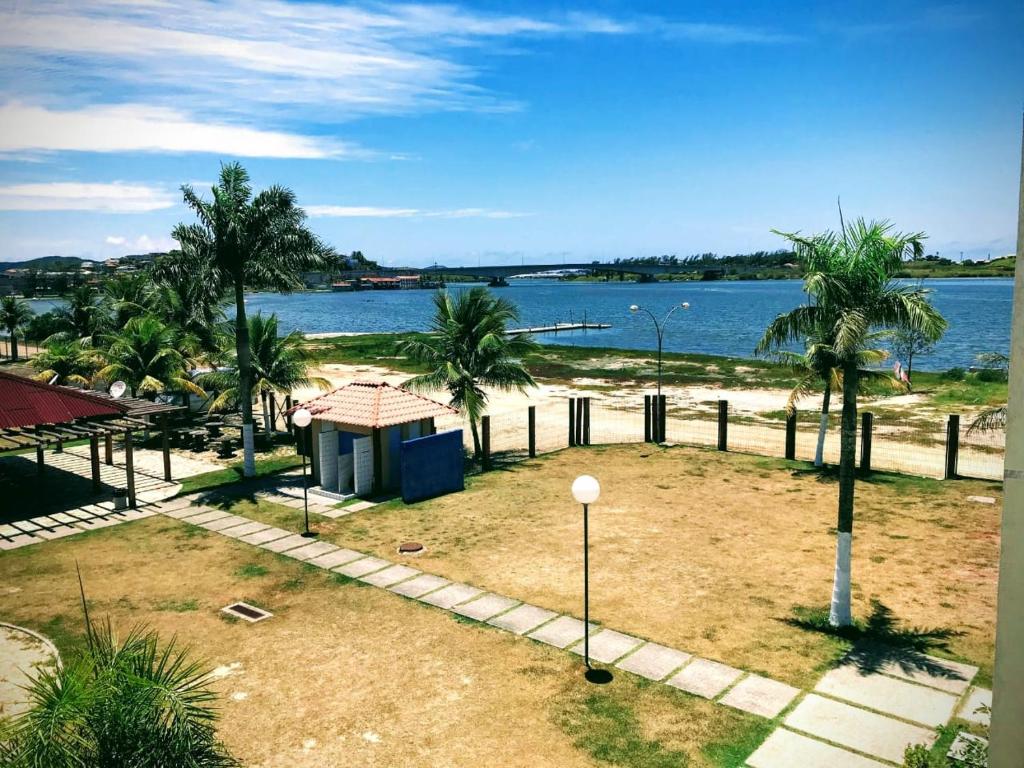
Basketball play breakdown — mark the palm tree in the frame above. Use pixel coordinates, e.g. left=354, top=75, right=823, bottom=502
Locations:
left=166, top=162, right=330, bottom=476
left=151, top=252, right=228, bottom=354
left=103, top=272, right=156, bottom=328
left=759, top=325, right=896, bottom=467
left=1, top=619, right=237, bottom=767
left=760, top=218, right=946, bottom=626
left=52, top=284, right=110, bottom=345
left=967, top=352, right=1010, bottom=434
left=200, top=313, right=329, bottom=437
left=399, top=288, right=538, bottom=459
left=31, top=338, right=99, bottom=385
left=0, top=295, right=33, bottom=361
left=97, top=315, right=204, bottom=399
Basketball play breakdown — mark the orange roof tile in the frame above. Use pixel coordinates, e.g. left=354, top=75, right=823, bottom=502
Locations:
left=289, top=381, right=457, bottom=428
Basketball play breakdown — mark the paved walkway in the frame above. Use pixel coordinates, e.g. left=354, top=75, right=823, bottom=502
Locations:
left=0, top=623, right=59, bottom=719
left=149, top=494, right=990, bottom=765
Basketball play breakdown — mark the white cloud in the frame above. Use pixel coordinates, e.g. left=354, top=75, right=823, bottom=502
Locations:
left=0, top=181, right=176, bottom=212
left=306, top=205, right=531, bottom=219
left=103, top=233, right=176, bottom=253
left=0, top=103, right=349, bottom=159
left=104, top=236, right=126, bottom=245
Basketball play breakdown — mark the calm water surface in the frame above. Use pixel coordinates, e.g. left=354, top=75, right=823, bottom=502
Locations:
left=30, top=278, right=1013, bottom=371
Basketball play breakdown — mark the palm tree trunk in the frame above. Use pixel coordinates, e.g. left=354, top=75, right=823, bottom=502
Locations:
left=234, top=279, right=256, bottom=477
left=814, top=383, right=831, bottom=467
left=469, top=418, right=482, bottom=460
left=261, top=390, right=273, bottom=440
left=829, top=358, right=859, bottom=627
left=10, top=332, right=18, bottom=362
left=906, top=351, right=913, bottom=391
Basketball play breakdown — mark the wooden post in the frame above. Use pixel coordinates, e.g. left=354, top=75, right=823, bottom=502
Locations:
left=650, top=396, right=660, bottom=443
left=717, top=399, right=728, bottom=451
left=269, top=395, right=277, bottom=433
left=644, top=395, right=652, bottom=443
left=104, top=433, right=113, bottom=465
left=36, top=444, right=44, bottom=476
left=55, top=435, right=63, bottom=453
left=89, top=434, right=101, bottom=493
left=285, top=394, right=293, bottom=429
left=785, top=409, right=797, bottom=460
left=583, top=397, right=591, bottom=446
left=528, top=406, right=536, bottom=458
left=160, top=414, right=171, bottom=481
left=482, top=415, right=491, bottom=470
left=568, top=398, right=576, bottom=447
left=658, top=394, right=667, bottom=444
left=575, top=398, right=584, bottom=446
left=945, top=414, right=960, bottom=480
left=860, top=412, right=874, bottom=473
left=124, top=430, right=136, bottom=509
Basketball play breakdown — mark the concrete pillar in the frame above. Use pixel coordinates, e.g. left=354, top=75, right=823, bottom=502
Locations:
left=990, top=114, right=1024, bottom=767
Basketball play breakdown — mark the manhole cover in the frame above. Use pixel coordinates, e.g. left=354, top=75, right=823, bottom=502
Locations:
left=398, top=541, right=424, bottom=554
left=221, top=602, right=273, bottom=623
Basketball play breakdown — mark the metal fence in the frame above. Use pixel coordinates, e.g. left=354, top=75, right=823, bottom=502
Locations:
left=444, top=395, right=1004, bottom=482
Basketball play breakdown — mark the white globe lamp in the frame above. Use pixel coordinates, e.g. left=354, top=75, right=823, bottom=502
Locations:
left=292, top=408, right=312, bottom=429
left=572, top=474, right=601, bottom=505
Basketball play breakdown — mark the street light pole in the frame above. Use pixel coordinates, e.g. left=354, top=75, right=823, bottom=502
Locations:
left=629, top=302, right=690, bottom=402
left=291, top=408, right=316, bottom=538
left=572, top=475, right=610, bottom=684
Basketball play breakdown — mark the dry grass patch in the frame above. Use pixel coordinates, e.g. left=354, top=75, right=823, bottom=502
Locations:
left=0, top=516, right=766, bottom=767
left=247, top=445, right=1000, bottom=689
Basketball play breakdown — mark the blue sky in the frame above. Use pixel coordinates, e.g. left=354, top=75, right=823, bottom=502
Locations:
left=0, top=0, right=1021, bottom=266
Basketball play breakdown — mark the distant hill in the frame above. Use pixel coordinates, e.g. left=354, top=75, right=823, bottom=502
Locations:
left=0, top=256, right=96, bottom=272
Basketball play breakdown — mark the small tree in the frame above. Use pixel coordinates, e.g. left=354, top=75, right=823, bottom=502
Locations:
left=0, top=295, right=33, bottom=361
left=891, top=327, right=937, bottom=388
left=97, top=315, right=204, bottom=399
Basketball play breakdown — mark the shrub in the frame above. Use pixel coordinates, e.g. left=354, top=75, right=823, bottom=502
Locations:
left=942, top=367, right=966, bottom=381
left=975, top=367, right=1007, bottom=383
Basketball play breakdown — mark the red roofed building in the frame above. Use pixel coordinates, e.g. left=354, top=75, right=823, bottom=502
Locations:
left=289, top=381, right=458, bottom=497
left=0, top=370, right=126, bottom=428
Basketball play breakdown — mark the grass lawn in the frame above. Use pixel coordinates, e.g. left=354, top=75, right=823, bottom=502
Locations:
left=0, top=514, right=770, bottom=767
left=240, top=444, right=1001, bottom=689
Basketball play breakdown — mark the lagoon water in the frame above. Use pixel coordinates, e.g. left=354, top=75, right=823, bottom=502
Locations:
left=30, top=278, right=1013, bottom=371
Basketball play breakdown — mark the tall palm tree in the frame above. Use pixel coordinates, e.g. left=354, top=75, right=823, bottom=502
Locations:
left=166, top=162, right=331, bottom=476
left=0, top=295, right=33, bottom=361
left=1, top=619, right=237, bottom=767
left=151, top=251, right=228, bottom=354
left=760, top=218, right=946, bottom=626
left=200, top=313, right=329, bottom=437
left=103, top=272, right=156, bottom=328
left=31, top=338, right=99, bottom=386
left=52, top=284, right=110, bottom=346
left=399, top=288, right=538, bottom=459
left=97, top=315, right=204, bottom=399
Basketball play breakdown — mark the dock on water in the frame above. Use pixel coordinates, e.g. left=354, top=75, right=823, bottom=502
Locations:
left=508, top=322, right=611, bottom=335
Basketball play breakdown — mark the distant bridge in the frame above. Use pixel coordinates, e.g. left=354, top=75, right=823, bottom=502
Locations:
left=338, top=261, right=757, bottom=282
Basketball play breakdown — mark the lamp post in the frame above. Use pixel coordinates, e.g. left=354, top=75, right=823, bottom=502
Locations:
left=292, top=408, right=316, bottom=538
left=572, top=474, right=611, bottom=684
left=628, top=302, right=691, bottom=402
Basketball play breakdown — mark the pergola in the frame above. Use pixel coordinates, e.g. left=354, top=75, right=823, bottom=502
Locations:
left=0, top=371, right=185, bottom=508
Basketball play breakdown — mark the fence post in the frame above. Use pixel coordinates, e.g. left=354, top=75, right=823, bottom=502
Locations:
left=568, top=398, right=577, bottom=447
left=528, top=406, right=536, bottom=458
left=945, top=414, right=960, bottom=479
left=717, top=399, right=728, bottom=451
left=785, top=409, right=797, bottom=460
left=658, top=394, right=667, bottom=444
left=482, top=415, right=491, bottom=470
left=583, top=397, right=591, bottom=446
left=576, top=398, right=584, bottom=446
left=644, top=395, right=652, bottom=442
left=285, top=394, right=293, bottom=429
left=651, top=396, right=660, bottom=443
left=860, top=412, right=874, bottom=473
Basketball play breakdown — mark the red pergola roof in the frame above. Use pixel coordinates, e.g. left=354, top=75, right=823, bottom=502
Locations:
left=289, top=381, right=457, bottom=428
left=0, top=370, right=127, bottom=428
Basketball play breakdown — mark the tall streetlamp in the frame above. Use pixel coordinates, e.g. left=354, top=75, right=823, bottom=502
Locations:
left=292, top=407, right=316, bottom=538
left=629, top=302, right=691, bottom=401
left=572, top=474, right=611, bottom=684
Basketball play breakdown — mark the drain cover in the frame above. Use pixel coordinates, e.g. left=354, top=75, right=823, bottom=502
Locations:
left=398, top=541, right=424, bottom=554
left=221, top=601, right=273, bottom=623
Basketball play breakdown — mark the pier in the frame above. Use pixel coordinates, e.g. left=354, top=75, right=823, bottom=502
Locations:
left=507, top=322, right=611, bottom=335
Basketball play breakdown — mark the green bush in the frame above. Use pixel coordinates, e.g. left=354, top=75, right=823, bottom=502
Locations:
left=975, top=367, right=1007, bottom=383
left=942, top=367, right=966, bottom=381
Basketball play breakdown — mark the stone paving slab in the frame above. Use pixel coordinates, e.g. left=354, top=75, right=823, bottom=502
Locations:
left=333, top=556, right=392, bottom=578
left=815, top=663, right=958, bottom=727
left=569, top=629, right=643, bottom=664
left=419, top=582, right=483, bottom=610
left=877, top=656, right=978, bottom=695
left=49, top=512, right=78, bottom=524
left=238, top=527, right=293, bottom=546
left=163, top=504, right=204, bottom=519
left=117, top=509, right=157, bottom=522
left=359, top=564, right=420, bottom=587
left=488, top=603, right=558, bottom=635
left=74, top=517, right=120, bottom=531
left=32, top=516, right=60, bottom=527
left=966, top=495, right=995, bottom=504
left=11, top=520, right=40, bottom=533
left=65, top=509, right=95, bottom=520
left=453, top=593, right=520, bottom=621
left=0, top=535, right=34, bottom=550
left=959, top=687, right=991, bottom=726
left=201, top=515, right=249, bottom=532
left=156, top=496, right=195, bottom=512
left=746, top=728, right=888, bottom=768
left=615, top=642, right=691, bottom=681
left=346, top=500, right=377, bottom=512
left=182, top=509, right=232, bottom=526
left=308, top=548, right=365, bottom=570
left=784, top=693, right=935, bottom=764
left=389, top=573, right=451, bottom=599
left=666, top=658, right=743, bottom=699
left=527, top=615, right=594, bottom=649
left=260, top=533, right=312, bottom=553
left=282, top=540, right=339, bottom=561
left=0, top=524, right=19, bottom=537
left=217, top=521, right=271, bottom=539
left=720, top=674, right=800, bottom=719
left=35, top=525, right=80, bottom=540
left=318, top=508, right=354, bottom=519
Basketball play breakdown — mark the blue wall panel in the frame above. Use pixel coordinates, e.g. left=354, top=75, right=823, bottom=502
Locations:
left=400, top=429, right=464, bottom=504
